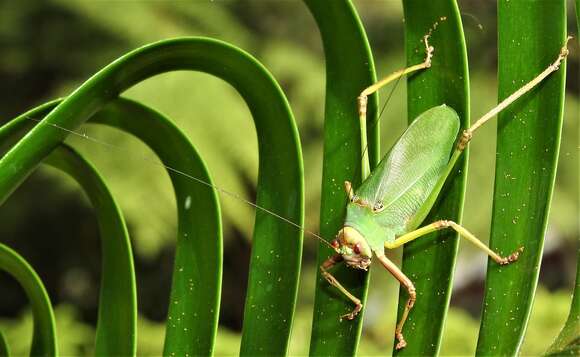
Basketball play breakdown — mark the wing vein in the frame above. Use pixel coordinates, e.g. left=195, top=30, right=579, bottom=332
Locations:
left=381, top=167, right=430, bottom=209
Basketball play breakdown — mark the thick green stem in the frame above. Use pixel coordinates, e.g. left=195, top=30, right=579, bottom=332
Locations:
left=303, top=0, right=378, bottom=355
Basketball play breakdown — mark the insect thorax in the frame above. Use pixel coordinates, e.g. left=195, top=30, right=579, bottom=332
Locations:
left=344, top=202, right=397, bottom=252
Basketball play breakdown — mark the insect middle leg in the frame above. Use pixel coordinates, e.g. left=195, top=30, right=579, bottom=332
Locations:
left=375, top=253, right=416, bottom=350
left=319, top=254, right=363, bottom=320
left=385, top=220, right=523, bottom=265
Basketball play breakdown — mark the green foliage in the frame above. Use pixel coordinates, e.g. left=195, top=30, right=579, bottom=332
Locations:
left=303, top=0, right=379, bottom=355
left=0, top=330, right=8, bottom=357
left=0, top=244, right=56, bottom=356
left=544, top=7, right=580, bottom=342
left=0, top=1, right=577, bottom=356
left=545, top=253, right=580, bottom=356
left=477, top=2, right=568, bottom=355
left=544, top=10, right=580, bottom=356
left=45, top=147, right=136, bottom=356
left=1, top=284, right=570, bottom=356
left=0, top=36, right=303, bottom=355
left=0, top=332, right=7, bottom=357
left=1, top=107, right=137, bottom=356
left=0, top=306, right=94, bottom=356
left=91, top=98, right=222, bottom=356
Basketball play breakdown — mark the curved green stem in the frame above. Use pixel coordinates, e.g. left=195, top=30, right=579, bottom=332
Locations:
left=0, top=329, right=8, bottom=357
left=303, top=0, right=378, bottom=355
left=45, top=146, right=137, bottom=356
left=1, top=104, right=137, bottom=356
left=477, top=2, right=567, bottom=355
left=90, top=98, right=222, bottom=356
left=545, top=250, right=580, bottom=356
left=0, top=243, right=56, bottom=357
left=0, top=37, right=303, bottom=356
left=544, top=7, right=580, bottom=355
left=2, top=97, right=222, bottom=356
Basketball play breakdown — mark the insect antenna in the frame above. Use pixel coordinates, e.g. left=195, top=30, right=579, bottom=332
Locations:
left=19, top=115, right=337, bottom=251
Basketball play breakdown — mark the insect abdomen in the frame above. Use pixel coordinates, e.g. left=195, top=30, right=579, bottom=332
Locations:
left=357, top=105, right=460, bottom=231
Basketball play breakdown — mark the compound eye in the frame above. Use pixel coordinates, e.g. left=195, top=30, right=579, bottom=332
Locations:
left=331, top=239, right=340, bottom=249
left=353, top=243, right=361, bottom=254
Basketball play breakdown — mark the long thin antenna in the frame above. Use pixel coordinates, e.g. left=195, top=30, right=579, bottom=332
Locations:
left=22, top=116, right=337, bottom=251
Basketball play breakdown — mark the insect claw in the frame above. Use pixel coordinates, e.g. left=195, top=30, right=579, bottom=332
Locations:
left=499, top=246, right=524, bottom=265
left=560, top=35, right=572, bottom=57
left=339, top=313, right=354, bottom=321
left=395, top=332, right=407, bottom=350
left=339, top=303, right=362, bottom=321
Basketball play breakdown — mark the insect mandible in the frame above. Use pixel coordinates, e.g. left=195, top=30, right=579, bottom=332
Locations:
left=320, top=34, right=572, bottom=350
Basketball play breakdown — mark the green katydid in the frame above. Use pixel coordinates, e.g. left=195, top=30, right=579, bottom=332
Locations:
left=320, top=35, right=572, bottom=350
left=2, top=31, right=570, bottom=353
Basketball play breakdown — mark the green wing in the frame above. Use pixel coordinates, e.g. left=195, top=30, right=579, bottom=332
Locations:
left=356, top=105, right=459, bottom=228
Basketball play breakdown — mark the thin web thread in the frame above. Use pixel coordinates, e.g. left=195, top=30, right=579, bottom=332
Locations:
left=23, top=116, right=336, bottom=250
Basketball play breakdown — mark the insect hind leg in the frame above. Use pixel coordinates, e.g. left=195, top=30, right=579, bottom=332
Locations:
left=385, top=220, right=524, bottom=265
left=456, top=36, right=572, bottom=152
left=375, top=254, right=416, bottom=350
left=437, top=220, right=524, bottom=265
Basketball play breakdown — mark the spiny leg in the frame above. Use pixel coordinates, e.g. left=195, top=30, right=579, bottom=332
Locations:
left=375, top=254, right=416, bottom=350
left=357, top=35, right=434, bottom=179
left=385, top=220, right=523, bottom=265
left=456, top=36, right=572, bottom=152
left=320, top=254, right=363, bottom=320
left=412, top=37, right=573, bottom=225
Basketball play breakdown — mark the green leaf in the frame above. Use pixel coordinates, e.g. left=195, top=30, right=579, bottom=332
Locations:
left=0, top=37, right=303, bottom=355
left=395, top=1, right=469, bottom=355
left=1, top=104, right=137, bottom=356
left=544, top=251, right=580, bottom=356
left=2, top=96, right=222, bottom=356
left=303, top=0, right=379, bottom=355
left=577, top=0, right=580, bottom=37
left=0, top=243, right=56, bottom=357
left=476, top=1, right=567, bottom=355
left=0, top=329, right=8, bottom=357
left=90, top=98, right=222, bottom=357
left=544, top=8, right=580, bottom=355
left=45, top=146, right=137, bottom=356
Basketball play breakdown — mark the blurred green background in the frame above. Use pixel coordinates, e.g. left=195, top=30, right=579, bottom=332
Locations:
left=0, top=0, right=578, bottom=355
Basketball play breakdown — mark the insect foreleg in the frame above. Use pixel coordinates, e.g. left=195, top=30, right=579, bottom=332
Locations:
left=386, top=220, right=523, bottom=265
left=375, top=254, right=416, bottom=350
left=357, top=35, right=434, bottom=179
left=320, top=254, right=363, bottom=320
left=455, top=36, right=572, bottom=152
